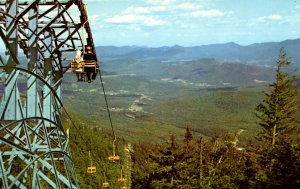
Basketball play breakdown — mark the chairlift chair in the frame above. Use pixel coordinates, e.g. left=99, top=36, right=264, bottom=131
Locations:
left=117, top=169, right=126, bottom=183
left=102, top=182, right=109, bottom=188
left=70, top=47, right=98, bottom=82
left=70, top=9, right=98, bottom=82
left=118, top=177, right=126, bottom=183
left=87, top=166, right=96, bottom=174
left=102, top=173, right=109, bottom=188
left=108, top=136, right=120, bottom=162
left=87, top=151, right=96, bottom=174
left=108, top=154, right=120, bottom=161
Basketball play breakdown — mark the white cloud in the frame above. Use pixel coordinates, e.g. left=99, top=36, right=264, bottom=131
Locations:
left=124, top=3, right=202, bottom=15
left=191, top=9, right=224, bottom=17
left=105, top=14, right=165, bottom=26
left=124, top=6, right=167, bottom=14
left=105, top=14, right=141, bottom=24
left=89, top=14, right=100, bottom=22
left=151, top=6, right=167, bottom=12
left=286, top=14, right=300, bottom=23
left=268, top=14, right=283, bottom=21
left=295, top=4, right=300, bottom=9
left=143, top=17, right=165, bottom=26
left=176, top=3, right=202, bottom=10
left=249, top=14, right=284, bottom=26
left=147, top=0, right=174, bottom=4
left=125, top=6, right=151, bottom=14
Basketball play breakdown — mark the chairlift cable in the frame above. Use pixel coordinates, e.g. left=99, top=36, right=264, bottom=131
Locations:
left=97, top=70, right=123, bottom=163
left=98, top=69, right=115, bottom=138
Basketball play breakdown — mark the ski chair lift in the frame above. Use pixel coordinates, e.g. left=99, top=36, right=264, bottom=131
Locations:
left=70, top=11, right=98, bottom=82
left=102, top=182, right=109, bottom=188
left=102, top=173, right=109, bottom=188
left=87, top=151, right=96, bottom=174
left=70, top=47, right=98, bottom=82
left=117, top=169, right=126, bottom=183
left=108, top=136, right=120, bottom=162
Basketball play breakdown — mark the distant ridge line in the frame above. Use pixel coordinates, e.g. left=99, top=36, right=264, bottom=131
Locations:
left=96, top=38, right=300, bottom=67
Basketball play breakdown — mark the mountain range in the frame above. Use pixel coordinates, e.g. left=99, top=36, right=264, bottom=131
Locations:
left=97, top=38, right=300, bottom=68
left=96, top=38, right=300, bottom=87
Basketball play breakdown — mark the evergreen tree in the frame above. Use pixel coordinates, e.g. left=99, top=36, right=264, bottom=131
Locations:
left=183, top=127, right=193, bottom=149
left=255, top=48, right=300, bottom=188
left=150, top=135, right=184, bottom=188
left=131, top=142, right=158, bottom=188
left=179, top=127, right=197, bottom=188
left=198, top=136, right=247, bottom=189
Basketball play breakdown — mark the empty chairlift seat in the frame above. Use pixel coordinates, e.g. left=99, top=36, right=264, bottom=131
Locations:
left=103, top=173, right=109, bottom=188
left=87, top=166, right=96, bottom=174
left=108, top=137, right=120, bottom=162
left=118, top=177, right=126, bottom=183
left=87, top=151, right=96, bottom=174
left=108, top=154, right=120, bottom=161
left=118, top=169, right=126, bottom=183
left=102, top=182, right=109, bottom=188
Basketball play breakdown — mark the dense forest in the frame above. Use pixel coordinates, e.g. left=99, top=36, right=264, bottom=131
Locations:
left=131, top=50, right=300, bottom=189
left=68, top=49, right=300, bottom=188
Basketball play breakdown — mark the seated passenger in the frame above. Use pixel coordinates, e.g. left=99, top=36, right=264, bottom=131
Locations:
left=75, top=50, right=82, bottom=63
left=83, top=53, right=96, bottom=61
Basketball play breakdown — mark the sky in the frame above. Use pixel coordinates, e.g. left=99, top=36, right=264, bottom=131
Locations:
left=84, top=0, right=300, bottom=47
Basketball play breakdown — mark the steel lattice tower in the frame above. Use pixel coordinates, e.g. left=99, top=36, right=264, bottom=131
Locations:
left=0, top=0, right=98, bottom=188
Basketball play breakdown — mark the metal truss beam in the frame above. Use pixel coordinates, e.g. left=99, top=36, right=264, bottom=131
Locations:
left=0, top=0, right=99, bottom=188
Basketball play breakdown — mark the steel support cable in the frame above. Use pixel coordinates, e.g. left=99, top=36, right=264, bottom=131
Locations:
left=74, top=0, right=97, bottom=60
left=98, top=69, right=115, bottom=138
left=97, top=69, right=123, bottom=163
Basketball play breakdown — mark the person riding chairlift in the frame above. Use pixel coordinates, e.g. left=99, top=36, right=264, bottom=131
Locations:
left=74, top=50, right=92, bottom=82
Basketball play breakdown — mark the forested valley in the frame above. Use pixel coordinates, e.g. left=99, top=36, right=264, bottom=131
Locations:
left=68, top=49, right=300, bottom=188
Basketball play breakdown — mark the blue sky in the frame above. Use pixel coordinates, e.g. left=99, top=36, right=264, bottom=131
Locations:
left=85, top=0, right=299, bottom=46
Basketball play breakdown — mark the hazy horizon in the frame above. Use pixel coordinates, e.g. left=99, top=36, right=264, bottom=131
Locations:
left=95, top=37, right=300, bottom=48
